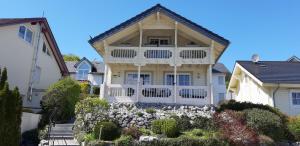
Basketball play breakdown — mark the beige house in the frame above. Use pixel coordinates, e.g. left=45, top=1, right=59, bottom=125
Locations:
left=0, top=18, right=68, bottom=109
left=227, top=57, right=300, bottom=115
left=89, top=4, right=230, bottom=105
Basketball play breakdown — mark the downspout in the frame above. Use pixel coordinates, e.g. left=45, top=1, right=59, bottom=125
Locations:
left=272, top=83, right=280, bottom=107
left=27, top=22, right=42, bottom=100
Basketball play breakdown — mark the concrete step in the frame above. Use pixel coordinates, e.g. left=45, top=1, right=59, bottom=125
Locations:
left=41, top=139, right=80, bottom=146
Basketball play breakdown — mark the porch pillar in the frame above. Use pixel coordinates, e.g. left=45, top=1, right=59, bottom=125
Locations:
left=136, top=65, right=141, bottom=102
left=207, top=65, right=214, bottom=104
left=100, top=63, right=109, bottom=98
left=174, top=65, right=177, bottom=103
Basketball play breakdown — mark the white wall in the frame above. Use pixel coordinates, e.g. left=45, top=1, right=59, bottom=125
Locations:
left=212, top=73, right=227, bottom=104
left=275, top=88, right=300, bottom=116
left=21, top=112, right=41, bottom=133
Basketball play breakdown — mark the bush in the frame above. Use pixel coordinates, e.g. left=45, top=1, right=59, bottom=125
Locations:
left=93, top=121, right=121, bottom=141
left=115, top=135, right=134, bottom=146
left=93, top=86, right=100, bottom=95
left=151, top=119, right=179, bottom=138
left=217, top=100, right=287, bottom=122
left=288, top=116, right=300, bottom=140
left=40, top=77, right=81, bottom=124
left=258, top=135, right=275, bottom=146
left=192, top=116, right=215, bottom=130
left=136, top=112, right=144, bottom=117
left=170, top=115, right=192, bottom=131
left=122, top=127, right=142, bottom=139
left=137, top=137, right=229, bottom=146
left=214, top=110, right=259, bottom=146
left=244, top=108, right=285, bottom=140
left=80, top=82, right=91, bottom=94
left=145, top=108, right=156, bottom=114
left=22, top=129, right=39, bottom=145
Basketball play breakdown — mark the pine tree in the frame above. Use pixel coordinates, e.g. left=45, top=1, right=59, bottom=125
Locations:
left=0, top=67, right=7, bottom=90
left=13, top=87, right=22, bottom=145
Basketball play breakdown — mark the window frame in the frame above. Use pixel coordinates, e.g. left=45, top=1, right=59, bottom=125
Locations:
left=125, top=72, right=152, bottom=85
left=18, top=25, right=34, bottom=45
left=148, top=37, right=170, bottom=46
left=165, top=73, right=192, bottom=86
left=42, top=42, right=51, bottom=57
left=290, top=90, right=300, bottom=107
left=76, top=61, right=91, bottom=80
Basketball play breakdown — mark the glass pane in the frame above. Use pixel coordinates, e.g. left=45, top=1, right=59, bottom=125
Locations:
left=18, top=26, right=26, bottom=38
left=79, top=63, right=90, bottom=70
left=25, top=29, right=33, bottom=43
left=160, top=39, right=169, bottom=45
left=149, top=39, right=159, bottom=45
left=166, top=75, right=174, bottom=85
left=178, top=75, right=190, bottom=86
left=42, top=43, right=47, bottom=53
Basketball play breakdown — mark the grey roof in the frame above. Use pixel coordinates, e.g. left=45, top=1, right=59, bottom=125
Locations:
left=287, top=56, right=300, bottom=62
left=65, top=60, right=104, bottom=74
left=213, top=63, right=230, bottom=74
left=237, top=61, right=300, bottom=84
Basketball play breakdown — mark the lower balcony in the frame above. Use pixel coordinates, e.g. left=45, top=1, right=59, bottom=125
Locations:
left=101, top=84, right=210, bottom=105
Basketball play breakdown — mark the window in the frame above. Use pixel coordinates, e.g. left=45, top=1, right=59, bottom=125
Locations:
left=126, top=72, right=151, bottom=85
left=42, top=43, right=51, bottom=56
left=292, top=92, right=300, bottom=105
left=149, top=37, right=170, bottom=46
left=218, top=93, right=225, bottom=102
left=18, top=26, right=33, bottom=44
left=218, top=76, right=225, bottom=85
left=33, top=66, right=41, bottom=84
left=165, top=73, right=191, bottom=86
left=76, top=62, right=90, bottom=80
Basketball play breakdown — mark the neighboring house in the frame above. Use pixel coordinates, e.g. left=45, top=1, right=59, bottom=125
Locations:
left=227, top=56, right=300, bottom=115
left=0, top=18, right=68, bottom=110
left=88, top=4, right=230, bottom=105
left=66, top=57, right=104, bottom=92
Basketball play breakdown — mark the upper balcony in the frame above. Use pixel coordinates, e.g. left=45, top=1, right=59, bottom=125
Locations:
left=104, top=45, right=212, bottom=65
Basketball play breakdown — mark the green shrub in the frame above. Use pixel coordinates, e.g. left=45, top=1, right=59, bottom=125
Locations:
left=170, top=115, right=191, bottom=131
left=151, top=119, right=179, bottom=138
left=139, top=128, right=153, bottom=136
left=288, top=116, right=300, bottom=140
left=136, top=112, right=144, bottom=117
left=86, top=140, right=108, bottom=146
left=93, top=121, right=121, bottom=141
left=84, top=133, right=96, bottom=142
left=93, top=86, right=100, bottom=95
left=192, top=116, right=215, bottom=130
left=244, top=108, right=285, bottom=140
left=217, top=100, right=288, bottom=122
left=80, top=82, right=91, bottom=94
left=75, top=97, right=109, bottom=114
left=115, top=135, right=134, bottom=146
left=122, top=127, right=142, bottom=139
left=137, top=137, right=229, bottom=146
left=22, top=108, right=34, bottom=113
left=22, top=129, right=39, bottom=145
left=145, top=108, right=156, bottom=114
left=40, top=77, right=81, bottom=124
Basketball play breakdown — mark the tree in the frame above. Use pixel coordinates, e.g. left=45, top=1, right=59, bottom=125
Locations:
left=63, top=54, right=80, bottom=61
left=0, top=68, right=22, bottom=146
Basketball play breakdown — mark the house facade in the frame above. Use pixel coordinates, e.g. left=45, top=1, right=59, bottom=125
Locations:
left=0, top=18, right=68, bottom=109
left=227, top=57, right=300, bottom=115
left=89, top=4, right=230, bottom=105
left=66, top=57, right=104, bottom=93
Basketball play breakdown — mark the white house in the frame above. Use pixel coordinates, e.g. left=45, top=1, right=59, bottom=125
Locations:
left=0, top=18, right=69, bottom=110
left=227, top=56, right=300, bottom=115
left=88, top=4, right=230, bottom=105
left=66, top=57, right=104, bottom=93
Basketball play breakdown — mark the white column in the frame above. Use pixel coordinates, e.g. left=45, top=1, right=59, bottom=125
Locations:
left=207, top=65, right=213, bottom=104
left=100, top=64, right=108, bottom=98
left=136, top=65, right=141, bottom=102
left=174, top=65, right=177, bottom=103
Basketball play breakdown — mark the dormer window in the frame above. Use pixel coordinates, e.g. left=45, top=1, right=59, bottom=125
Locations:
left=18, top=26, right=33, bottom=44
left=77, top=62, right=90, bottom=80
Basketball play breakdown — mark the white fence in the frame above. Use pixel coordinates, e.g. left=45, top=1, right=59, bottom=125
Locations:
left=21, top=112, right=41, bottom=133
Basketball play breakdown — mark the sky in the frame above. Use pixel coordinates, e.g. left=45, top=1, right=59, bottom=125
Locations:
left=1, top=0, right=300, bottom=70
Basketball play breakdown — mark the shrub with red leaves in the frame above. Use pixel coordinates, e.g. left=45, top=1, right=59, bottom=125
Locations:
left=122, top=127, right=142, bottom=139
left=214, top=110, right=259, bottom=146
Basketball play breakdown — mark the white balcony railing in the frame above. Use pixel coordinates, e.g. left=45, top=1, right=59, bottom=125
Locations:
left=105, top=46, right=210, bottom=65
left=103, top=84, right=210, bottom=105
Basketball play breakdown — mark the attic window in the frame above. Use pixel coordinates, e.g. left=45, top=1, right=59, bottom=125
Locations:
left=18, top=26, right=33, bottom=44
left=77, top=62, right=90, bottom=80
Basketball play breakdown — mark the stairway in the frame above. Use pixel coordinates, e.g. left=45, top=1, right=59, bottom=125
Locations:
left=40, top=124, right=80, bottom=146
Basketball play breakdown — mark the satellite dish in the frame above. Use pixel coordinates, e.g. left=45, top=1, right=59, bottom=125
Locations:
left=251, top=54, right=260, bottom=63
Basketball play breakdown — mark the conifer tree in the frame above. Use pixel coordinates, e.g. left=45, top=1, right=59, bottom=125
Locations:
left=0, top=68, right=7, bottom=90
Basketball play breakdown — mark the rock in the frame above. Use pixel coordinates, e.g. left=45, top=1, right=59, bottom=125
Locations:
left=139, top=136, right=158, bottom=142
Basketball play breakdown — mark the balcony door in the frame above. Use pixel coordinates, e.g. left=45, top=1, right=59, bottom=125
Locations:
left=126, top=72, right=151, bottom=85
left=165, top=73, right=191, bottom=86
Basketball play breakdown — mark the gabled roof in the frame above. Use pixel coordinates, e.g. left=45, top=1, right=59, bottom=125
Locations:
left=213, top=63, right=230, bottom=74
left=237, top=61, right=300, bottom=84
left=88, top=4, right=230, bottom=47
left=0, top=18, right=69, bottom=76
left=65, top=57, right=104, bottom=74
left=287, top=56, right=300, bottom=62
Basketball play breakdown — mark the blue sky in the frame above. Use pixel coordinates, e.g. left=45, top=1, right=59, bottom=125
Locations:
left=1, top=0, right=300, bottom=70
